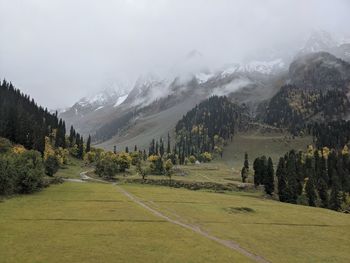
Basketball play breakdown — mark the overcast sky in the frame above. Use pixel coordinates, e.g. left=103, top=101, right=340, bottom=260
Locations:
left=1, top=0, right=350, bottom=109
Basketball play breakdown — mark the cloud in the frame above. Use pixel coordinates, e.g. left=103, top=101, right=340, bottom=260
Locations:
left=0, top=0, right=349, bottom=108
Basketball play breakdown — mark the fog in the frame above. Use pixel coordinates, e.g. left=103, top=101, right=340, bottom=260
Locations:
left=0, top=0, right=349, bottom=108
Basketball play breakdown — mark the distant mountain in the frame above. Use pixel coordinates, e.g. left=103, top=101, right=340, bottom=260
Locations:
left=298, top=30, right=337, bottom=55
left=263, top=51, right=350, bottom=131
left=59, top=30, right=350, bottom=150
left=59, top=84, right=130, bottom=136
left=297, top=30, right=350, bottom=63
left=93, top=64, right=285, bottom=150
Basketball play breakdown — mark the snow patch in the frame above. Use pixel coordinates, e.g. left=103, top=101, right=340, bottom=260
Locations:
left=114, top=94, right=128, bottom=107
left=94, top=106, right=104, bottom=111
left=221, top=59, right=285, bottom=76
left=196, top=72, right=214, bottom=84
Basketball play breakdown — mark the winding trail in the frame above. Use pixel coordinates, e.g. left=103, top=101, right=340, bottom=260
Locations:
left=115, top=184, right=270, bottom=263
left=75, top=170, right=269, bottom=262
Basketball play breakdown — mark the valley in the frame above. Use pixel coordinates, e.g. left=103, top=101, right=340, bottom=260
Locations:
left=1, top=3, right=350, bottom=262
left=1, top=161, right=349, bottom=263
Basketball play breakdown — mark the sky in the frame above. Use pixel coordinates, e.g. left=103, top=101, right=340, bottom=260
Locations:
left=0, top=0, right=350, bottom=109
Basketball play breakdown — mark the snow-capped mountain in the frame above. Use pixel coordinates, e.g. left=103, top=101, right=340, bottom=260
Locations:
left=220, top=59, right=286, bottom=77
left=61, top=85, right=129, bottom=116
left=58, top=84, right=130, bottom=135
left=123, top=74, right=171, bottom=107
left=59, top=30, right=350, bottom=146
left=299, top=30, right=337, bottom=55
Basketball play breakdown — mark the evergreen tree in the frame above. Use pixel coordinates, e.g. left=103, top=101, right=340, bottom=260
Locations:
left=241, top=167, right=248, bottom=183
left=167, top=133, right=171, bottom=154
left=244, top=152, right=249, bottom=170
left=329, top=176, right=342, bottom=211
left=69, top=125, right=75, bottom=147
left=277, top=157, right=288, bottom=202
left=265, top=157, right=274, bottom=195
left=285, top=151, right=298, bottom=203
left=318, top=178, right=329, bottom=208
left=253, top=157, right=262, bottom=186
left=86, top=135, right=91, bottom=153
left=305, top=177, right=317, bottom=207
left=160, top=138, right=164, bottom=157
left=78, top=137, right=84, bottom=159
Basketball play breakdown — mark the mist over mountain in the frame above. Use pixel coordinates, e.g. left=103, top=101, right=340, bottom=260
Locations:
left=1, top=0, right=350, bottom=109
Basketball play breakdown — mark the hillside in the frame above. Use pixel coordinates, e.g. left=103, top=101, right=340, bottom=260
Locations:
left=262, top=52, right=350, bottom=131
left=0, top=80, right=74, bottom=153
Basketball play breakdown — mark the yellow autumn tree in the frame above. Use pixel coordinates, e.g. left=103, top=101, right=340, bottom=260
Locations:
left=342, top=145, right=349, bottom=156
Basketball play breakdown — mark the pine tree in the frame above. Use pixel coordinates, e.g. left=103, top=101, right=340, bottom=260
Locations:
left=155, top=141, right=159, bottom=155
left=241, top=167, right=248, bottom=183
left=167, top=133, right=171, bottom=154
left=86, top=135, right=91, bottom=153
left=318, top=178, right=329, bottom=208
left=160, top=138, right=164, bottom=157
left=265, top=157, right=274, bottom=195
left=286, top=151, right=298, bottom=203
left=329, top=176, right=342, bottom=211
left=244, top=152, right=249, bottom=170
left=277, top=157, right=288, bottom=202
left=78, top=137, right=84, bottom=159
left=69, top=126, right=75, bottom=147
left=253, top=157, right=262, bottom=186
left=305, top=177, right=317, bottom=207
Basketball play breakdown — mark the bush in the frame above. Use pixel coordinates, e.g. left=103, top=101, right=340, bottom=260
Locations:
left=0, top=155, right=16, bottom=195
left=45, top=155, right=60, bottom=176
left=117, top=152, right=132, bottom=172
left=95, top=152, right=132, bottom=178
left=189, top=155, right=196, bottom=164
left=148, top=155, right=164, bottom=175
left=95, top=153, right=119, bottom=179
left=199, top=152, right=212, bottom=163
left=0, top=137, right=12, bottom=154
left=15, top=150, right=45, bottom=194
left=130, top=152, right=141, bottom=166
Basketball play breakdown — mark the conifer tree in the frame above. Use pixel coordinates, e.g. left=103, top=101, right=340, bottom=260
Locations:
left=305, top=177, right=317, bottom=207
left=265, top=157, right=274, bottom=195
left=78, top=137, right=84, bottom=159
left=167, top=133, right=171, bottom=154
left=318, top=178, right=329, bottom=208
left=277, top=157, right=288, bottom=202
left=244, top=152, right=249, bottom=170
left=160, top=138, right=164, bottom=157
left=86, top=135, right=91, bottom=153
left=329, top=176, right=342, bottom=211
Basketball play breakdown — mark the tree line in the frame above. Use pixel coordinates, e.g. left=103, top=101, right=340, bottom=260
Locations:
left=175, top=96, right=248, bottom=162
left=251, top=146, right=350, bottom=212
left=0, top=79, right=92, bottom=196
left=0, top=79, right=84, bottom=155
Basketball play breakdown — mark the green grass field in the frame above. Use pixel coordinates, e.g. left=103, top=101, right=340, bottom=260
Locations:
left=1, top=132, right=349, bottom=263
left=0, top=182, right=250, bottom=263
left=220, top=132, right=313, bottom=168
left=1, top=179, right=349, bottom=262
left=55, top=157, right=85, bottom=179
left=124, top=184, right=350, bottom=263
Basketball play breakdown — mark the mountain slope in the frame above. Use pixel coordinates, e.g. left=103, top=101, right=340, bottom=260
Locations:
left=263, top=52, right=350, bottom=131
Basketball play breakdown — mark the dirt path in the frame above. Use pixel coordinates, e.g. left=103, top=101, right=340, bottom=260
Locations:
left=80, top=171, right=106, bottom=183
left=115, top=184, right=270, bottom=263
